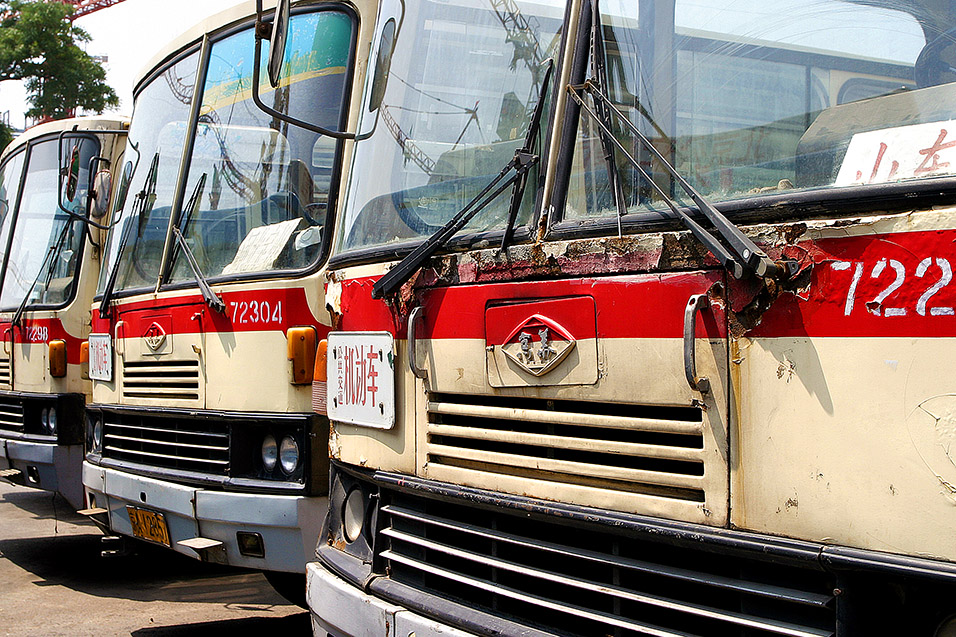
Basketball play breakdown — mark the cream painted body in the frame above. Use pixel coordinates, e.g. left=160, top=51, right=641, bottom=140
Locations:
left=329, top=207, right=956, bottom=566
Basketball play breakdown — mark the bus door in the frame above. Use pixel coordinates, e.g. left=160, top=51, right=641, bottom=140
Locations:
left=416, top=267, right=730, bottom=526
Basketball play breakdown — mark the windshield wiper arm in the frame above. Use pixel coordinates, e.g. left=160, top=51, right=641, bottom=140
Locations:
left=568, top=81, right=783, bottom=280
left=169, top=174, right=224, bottom=313
left=171, top=227, right=225, bottom=314
left=98, top=152, right=159, bottom=318
left=11, top=222, right=72, bottom=328
left=372, top=59, right=555, bottom=300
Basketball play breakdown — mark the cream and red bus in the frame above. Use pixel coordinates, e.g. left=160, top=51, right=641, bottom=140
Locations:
left=0, top=116, right=127, bottom=510
left=79, top=0, right=371, bottom=597
left=294, top=0, right=956, bottom=634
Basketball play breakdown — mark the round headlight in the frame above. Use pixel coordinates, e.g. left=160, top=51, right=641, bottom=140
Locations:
left=261, top=434, right=278, bottom=472
left=47, top=408, right=57, bottom=435
left=92, top=417, right=103, bottom=453
left=279, top=436, right=299, bottom=474
left=937, top=615, right=956, bottom=637
left=343, top=488, right=366, bottom=543
left=40, top=408, right=49, bottom=431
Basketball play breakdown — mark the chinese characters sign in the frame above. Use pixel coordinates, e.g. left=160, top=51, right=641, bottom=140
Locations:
left=837, top=121, right=956, bottom=186
left=327, top=332, right=395, bottom=429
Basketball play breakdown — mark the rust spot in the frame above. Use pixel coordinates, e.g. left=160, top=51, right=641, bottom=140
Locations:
left=332, top=537, right=347, bottom=551
left=785, top=497, right=798, bottom=510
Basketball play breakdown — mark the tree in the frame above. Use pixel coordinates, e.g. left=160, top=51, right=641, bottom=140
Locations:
left=0, top=1, right=119, bottom=120
left=0, top=122, right=13, bottom=151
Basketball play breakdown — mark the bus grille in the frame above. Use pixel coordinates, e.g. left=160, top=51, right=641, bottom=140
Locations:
left=0, top=396, right=23, bottom=432
left=0, top=357, right=11, bottom=387
left=122, top=359, right=200, bottom=401
left=379, top=492, right=836, bottom=637
left=425, top=394, right=717, bottom=520
left=101, top=412, right=228, bottom=475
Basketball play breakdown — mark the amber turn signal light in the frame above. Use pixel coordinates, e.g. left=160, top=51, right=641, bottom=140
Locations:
left=79, top=341, right=89, bottom=364
left=49, top=340, right=67, bottom=377
left=287, top=327, right=317, bottom=385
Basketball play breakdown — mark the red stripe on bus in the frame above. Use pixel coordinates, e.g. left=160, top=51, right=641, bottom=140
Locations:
left=340, top=228, right=956, bottom=340
left=92, top=287, right=325, bottom=337
left=340, top=271, right=727, bottom=339
left=0, top=318, right=85, bottom=359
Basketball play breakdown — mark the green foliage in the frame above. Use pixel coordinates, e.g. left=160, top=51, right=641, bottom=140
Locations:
left=0, top=122, right=13, bottom=152
left=0, top=0, right=119, bottom=119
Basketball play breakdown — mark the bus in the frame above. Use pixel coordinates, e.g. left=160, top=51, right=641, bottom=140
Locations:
left=0, top=116, right=127, bottom=511
left=79, top=0, right=368, bottom=598
left=291, top=0, right=956, bottom=634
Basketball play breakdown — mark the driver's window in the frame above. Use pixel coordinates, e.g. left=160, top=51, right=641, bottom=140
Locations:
left=168, top=10, right=353, bottom=283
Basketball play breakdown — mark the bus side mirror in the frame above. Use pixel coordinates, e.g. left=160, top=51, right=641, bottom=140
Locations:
left=268, top=0, right=291, bottom=88
left=64, top=143, right=81, bottom=202
left=114, top=160, right=133, bottom=212
left=90, top=169, right=112, bottom=218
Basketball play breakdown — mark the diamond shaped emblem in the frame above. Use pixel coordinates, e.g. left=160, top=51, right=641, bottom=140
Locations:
left=143, top=322, right=167, bottom=352
left=499, top=314, right=575, bottom=377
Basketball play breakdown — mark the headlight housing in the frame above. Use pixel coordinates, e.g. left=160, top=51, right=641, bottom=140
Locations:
left=92, top=417, right=103, bottom=453
left=40, top=408, right=49, bottom=433
left=279, top=436, right=299, bottom=474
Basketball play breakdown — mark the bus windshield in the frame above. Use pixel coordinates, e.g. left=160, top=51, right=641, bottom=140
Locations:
left=337, top=0, right=565, bottom=255
left=565, top=0, right=956, bottom=221
left=98, top=51, right=200, bottom=295
left=0, top=136, right=97, bottom=310
left=168, top=10, right=353, bottom=282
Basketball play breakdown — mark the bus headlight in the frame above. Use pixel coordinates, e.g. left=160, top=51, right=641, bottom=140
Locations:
left=343, top=488, right=365, bottom=543
left=40, top=408, right=49, bottom=433
left=261, top=434, right=278, bottom=472
left=47, top=407, right=57, bottom=435
left=279, top=436, right=298, bottom=474
left=92, top=417, right=103, bottom=453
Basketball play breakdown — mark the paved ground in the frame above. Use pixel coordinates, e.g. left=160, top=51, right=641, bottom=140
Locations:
left=0, top=480, right=311, bottom=636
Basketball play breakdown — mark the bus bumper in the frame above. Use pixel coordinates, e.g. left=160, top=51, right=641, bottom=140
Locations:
left=0, top=439, right=83, bottom=509
left=306, top=560, right=474, bottom=637
left=82, top=461, right=324, bottom=572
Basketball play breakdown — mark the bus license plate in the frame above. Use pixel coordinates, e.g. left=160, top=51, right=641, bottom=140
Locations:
left=327, top=332, right=395, bottom=429
left=88, top=334, right=112, bottom=381
left=127, top=506, right=170, bottom=547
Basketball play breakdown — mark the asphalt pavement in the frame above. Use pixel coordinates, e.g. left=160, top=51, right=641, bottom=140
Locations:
left=0, top=480, right=311, bottom=636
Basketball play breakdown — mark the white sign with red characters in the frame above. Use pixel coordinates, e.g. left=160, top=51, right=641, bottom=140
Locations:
left=327, top=332, right=395, bottom=429
left=837, top=120, right=956, bottom=186
left=88, top=333, right=113, bottom=382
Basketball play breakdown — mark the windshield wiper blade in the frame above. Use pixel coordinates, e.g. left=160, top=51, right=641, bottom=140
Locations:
left=500, top=58, right=554, bottom=251
left=98, top=152, right=159, bottom=318
left=11, top=222, right=72, bottom=328
left=568, top=81, right=782, bottom=280
left=372, top=59, right=555, bottom=300
left=169, top=174, right=224, bottom=314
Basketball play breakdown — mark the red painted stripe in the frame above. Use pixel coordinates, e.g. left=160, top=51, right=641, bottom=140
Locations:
left=341, top=272, right=726, bottom=339
left=0, top=318, right=85, bottom=360
left=339, top=228, right=956, bottom=340
left=92, top=287, right=326, bottom=338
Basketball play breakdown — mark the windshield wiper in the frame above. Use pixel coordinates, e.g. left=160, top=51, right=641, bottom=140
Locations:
left=569, top=0, right=785, bottom=280
left=11, top=221, right=73, bottom=328
left=169, top=174, right=224, bottom=313
left=371, top=59, right=555, bottom=300
left=98, top=152, right=159, bottom=318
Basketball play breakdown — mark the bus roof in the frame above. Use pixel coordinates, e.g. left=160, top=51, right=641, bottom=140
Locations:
left=0, top=115, right=129, bottom=164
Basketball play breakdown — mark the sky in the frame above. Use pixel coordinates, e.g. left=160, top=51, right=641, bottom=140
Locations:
left=0, top=0, right=242, bottom=130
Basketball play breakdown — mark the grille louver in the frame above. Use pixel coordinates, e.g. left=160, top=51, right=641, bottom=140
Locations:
left=425, top=394, right=712, bottom=508
left=122, top=359, right=200, bottom=401
left=102, top=414, right=228, bottom=475
left=0, top=396, right=23, bottom=432
left=379, top=494, right=836, bottom=637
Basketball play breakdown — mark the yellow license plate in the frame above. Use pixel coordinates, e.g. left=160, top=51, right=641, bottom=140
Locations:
left=127, top=506, right=170, bottom=547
